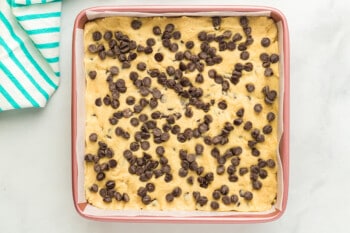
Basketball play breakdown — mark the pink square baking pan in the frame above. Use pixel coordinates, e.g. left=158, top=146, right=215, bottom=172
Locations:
left=71, top=5, right=290, bottom=223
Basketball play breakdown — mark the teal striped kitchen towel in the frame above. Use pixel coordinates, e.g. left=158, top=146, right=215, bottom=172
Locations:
left=0, top=0, right=61, bottom=111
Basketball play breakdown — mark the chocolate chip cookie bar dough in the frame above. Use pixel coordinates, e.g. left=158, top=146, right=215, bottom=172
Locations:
left=83, top=16, right=280, bottom=212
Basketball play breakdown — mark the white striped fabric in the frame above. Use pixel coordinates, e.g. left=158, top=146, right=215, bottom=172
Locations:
left=0, top=0, right=61, bottom=111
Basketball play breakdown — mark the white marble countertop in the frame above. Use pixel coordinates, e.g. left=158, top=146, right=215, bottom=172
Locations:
left=1, top=0, right=349, bottom=232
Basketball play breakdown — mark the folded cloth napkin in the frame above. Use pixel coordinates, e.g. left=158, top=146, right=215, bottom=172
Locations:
left=0, top=0, right=61, bottom=111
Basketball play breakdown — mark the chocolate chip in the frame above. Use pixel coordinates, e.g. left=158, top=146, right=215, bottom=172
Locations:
left=162, top=38, right=171, bottom=48
left=172, top=31, right=181, bottom=39
left=194, top=166, right=203, bottom=176
left=92, top=31, right=102, bottom=41
left=152, top=129, right=161, bottom=139
left=248, top=140, right=257, bottom=149
left=164, top=173, right=173, bottom=182
left=264, top=67, right=274, bottom=77
left=146, top=38, right=156, bottom=47
left=155, top=146, right=165, bottom=156
left=139, top=141, right=150, bottom=151
left=176, top=167, right=188, bottom=177
left=212, top=16, right=221, bottom=30
left=220, top=195, right=230, bottom=205
left=169, top=43, right=179, bottom=52
left=138, top=86, right=149, bottom=97
left=179, top=149, right=187, bottom=159
left=263, top=61, right=271, bottom=68
left=201, top=136, right=211, bottom=146
left=105, top=180, right=115, bottom=190
left=230, top=147, right=242, bottom=157
left=260, top=53, right=269, bottom=62
left=175, top=51, right=184, bottom=60
left=243, top=26, right=252, bottom=35
left=153, top=26, right=161, bottom=35
left=142, top=183, right=155, bottom=193
left=137, top=187, right=147, bottom=197
left=136, top=62, right=146, bottom=71
left=270, top=54, right=279, bottom=63
left=122, top=108, right=133, bottom=118
left=108, top=159, right=117, bottom=169
left=183, top=128, right=193, bottom=140
left=218, top=185, right=229, bottom=195
left=149, top=98, right=158, bottom=109
left=130, top=142, right=140, bottom=152
left=266, top=159, right=276, bottom=168
left=243, top=121, right=252, bottom=131
left=137, top=45, right=145, bottom=52
left=252, top=148, right=260, bottom=156
left=214, top=75, right=223, bottom=84
left=239, top=167, right=248, bottom=176
left=259, top=169, right=268, bottom=179
left=251, top=128, right=260, bottom=139
left=262, top=125, right=272, bottom=134
left=198, top=31, right=207, bottom=41
left=254, top=104, right=263, bottom=113
left=144, top=46, right=153, bottom=54
left=212, top=135, right=222, bottom=145
left=99, top=188, right=108, bottom=199
left=226, top=164, right=235, bottom=175
left=193, top=144, right=204, bottom=155
left=184, top=153, right=195, bottom=163
left=171, top=187, right=182, bottom=197
left=169, top=125, right=179, bottom=135
left=233, top=118, right=243, bottom=126
left=228, top=195, right=237, bottom=204
left=131, top=19, right=142, bottom=30
left=253, top=180, right=262, bottom=190
left=163, top=116, right=174, bottom=126
left=197, top=196, right=208, bottom=206
left=160, top=132, right=170, bottom=142
left=198, top=123, right=209, bottom=134
left=159, top=156, right=168, bottom=166
left=189, top=161, right=198, bottom=172
left=216, top=165, right=225, bottom=175
left=88, top=44, right=98, bottom=53
left=212, top=190, right=221, bottom=200
left=240, top=51, right=250, bottom=60
left=142, top=195, right=152, bottom=205
left=121, top=193, right=129, bottom=202
left=245, top=84, right=255, bottom=93
left=267, top=90, right=277, bottom=102
left=96, top=172, right=105, bottom=181
left=218, top=100, right=227, bottom=110
left=151, top=52, right=164, bottom=63
left=221, top=123, right=233, bottom=135
left=261, top=37, right=271, bottom=47
left=88, top=70, right=97, bottom=80
left=267, top=112, right=276, bottom=122
left=183, top=41, right=194, bottom=50
left=89, top=184, right=98, bottom=192
left=88, top=133, right=97, bottom=142
left=115, top=127, right=124, bottom=136
left=250, top=165, right=260, bottom=174
left=211, top=147, right=220, bottom=158
left=210, top=201, right=219, bottom=210
left=126, top=96, right=135, bottom=105
left=164, top=23, right=175, bottom=33
left=237, top=43, right=247, bottom=51
left=228, top=174, right=238, bottom=182
left=145, top=120, right=156, bottom=130
left=165, top=193, right=174, bottom=202
left=151, top=111, right=161, bottom=120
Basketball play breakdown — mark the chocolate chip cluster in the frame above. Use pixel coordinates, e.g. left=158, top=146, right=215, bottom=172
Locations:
left=84, top=16, right=280, bottom=211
